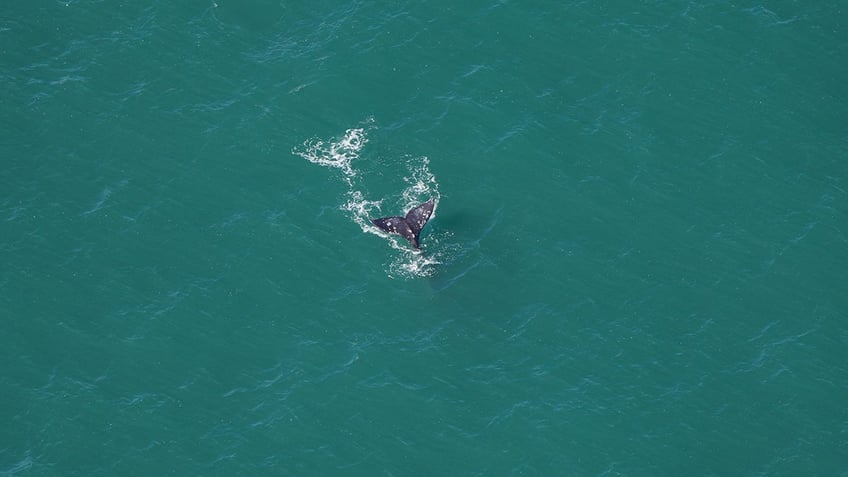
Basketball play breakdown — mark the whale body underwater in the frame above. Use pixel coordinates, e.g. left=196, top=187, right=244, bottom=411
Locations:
left=370, top=198, right=435, bottom=249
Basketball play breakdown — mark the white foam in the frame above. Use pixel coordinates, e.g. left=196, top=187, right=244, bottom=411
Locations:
left=390, top=248, right=442, bottom=279
left=341, top=190, right=383, bottom=235
left=401, top=157, right=440, bottom=214
left=293, top=126, right=367, bottom=183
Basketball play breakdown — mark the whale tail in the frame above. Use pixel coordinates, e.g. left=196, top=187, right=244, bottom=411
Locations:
left=371, top=198, right=435, bottom=249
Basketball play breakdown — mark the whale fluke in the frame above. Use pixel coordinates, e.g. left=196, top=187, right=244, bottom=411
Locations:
left=371, top=198, right=435, bottom=249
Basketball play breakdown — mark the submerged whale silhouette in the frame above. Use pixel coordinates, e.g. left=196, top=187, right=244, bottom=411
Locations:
left=370, top=198, right=435, bottom=249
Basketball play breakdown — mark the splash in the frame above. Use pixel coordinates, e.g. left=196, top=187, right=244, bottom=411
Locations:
left=295, top=123, right=447, bottom=278
left=389, top=245, right=443, bottom=279
left=294, top=126, right=367, bottom=184
left=401, top=157, right=439, bottom=213
left=341, top=190, right=384, bottom=236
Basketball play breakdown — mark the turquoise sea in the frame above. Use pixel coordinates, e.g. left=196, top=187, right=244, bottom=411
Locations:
left=2, top=1, right=847, bottom=475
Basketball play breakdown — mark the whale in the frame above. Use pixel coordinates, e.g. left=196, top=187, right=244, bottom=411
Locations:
left=370, top=198, right=435, bottom=249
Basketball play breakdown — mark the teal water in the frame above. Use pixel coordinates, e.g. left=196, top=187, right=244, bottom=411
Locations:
left=2, top=1, right=847, bottom=475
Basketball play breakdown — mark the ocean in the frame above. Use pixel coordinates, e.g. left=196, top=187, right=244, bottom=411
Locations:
left=1, top=1, right=846, bottom=475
